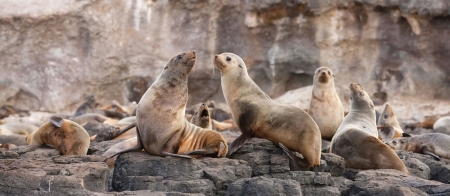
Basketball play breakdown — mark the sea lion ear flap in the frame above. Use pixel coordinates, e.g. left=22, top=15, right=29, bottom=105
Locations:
left=238, top=64, right=243, bottom=68
left=50, top=116, right=64, bottom=128
left=402, top=133, right=412, bottom=137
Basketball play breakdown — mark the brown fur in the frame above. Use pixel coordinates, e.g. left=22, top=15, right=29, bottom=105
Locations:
left=330, top=83, right=408, bottom=174
left=215, top=53, right=321, bottom=168
left=26, top=118, right=90, bottom=155
left=387, top=133, right=450, bottom=159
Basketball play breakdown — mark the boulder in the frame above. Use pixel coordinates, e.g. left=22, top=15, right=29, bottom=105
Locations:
left=225, top=176, right=302, bottom=196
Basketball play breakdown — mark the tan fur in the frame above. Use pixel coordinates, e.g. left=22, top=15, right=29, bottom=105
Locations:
left=215, top=53, right=321, bottom=168
left=433, top=116, right=450, bottom=130
left=308, top=67, right=344, bottom=141
left=69, top=113, right=108, bottom=126
left=26, top=119, right=90, bottom=155
left=110, top=51, right=228, bottom=159
left=212, top=119, right=237, bottom=131
left=190, top=103, right=212, bottom=129
left=0, top=143, right=17, bottom=150
left=387, top=133, right=450, bottom=159
left=417, top=115, right=440, bottom=129
left=330, top=83, right=408, bottom=174
left=0, top=123, right=38, bottom=136
left=377, top=104, right=404, bottom=142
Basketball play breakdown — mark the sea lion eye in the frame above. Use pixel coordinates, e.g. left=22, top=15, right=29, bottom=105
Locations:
left=359, top=92, right=364, bottom=96
left=226, top=56, right=231, bottom=61
left=177, top=55, right=183, bottom=60
left=384, top=114, right=388, bottom=119
left=392, top=141, right=397, bottom=145
left=400, top=140, right=404, bottom=144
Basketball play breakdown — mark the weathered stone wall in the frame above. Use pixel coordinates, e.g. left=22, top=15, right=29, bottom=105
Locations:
left=1, top=0, right=449, bottom=112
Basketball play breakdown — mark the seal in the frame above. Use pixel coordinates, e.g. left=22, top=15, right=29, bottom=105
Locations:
left=308, top=66, right=344, bottom=141
left=330, top=83, right=408, bottom=173
left=74, top=95, right=98, bottom=116
left=377, top=104, right=409, bottom=143
left=69, top=113, right=108, bottom=126
left=0, top=134, right=27, bottom=146
left=23, top=116, right=90, bottom=155
left=387, top=133, right=450, bottom=160
left=190, top=103, right=212, bottom=129
left=109, top=51, right=228, bottom=159
left=215, top=52, right=321, bottom=168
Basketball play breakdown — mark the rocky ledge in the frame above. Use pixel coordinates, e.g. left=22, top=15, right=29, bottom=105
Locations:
left=1, top=138, right=449, bottom=195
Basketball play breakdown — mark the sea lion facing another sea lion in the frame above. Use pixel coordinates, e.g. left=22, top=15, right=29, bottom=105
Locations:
left=109, top=51, right=228, bottom=159
left=308, top=67, right=344, bottom=141
left=23, top=117, right=90, bottom=155
left=330, top=83, right=408, bottom=174
left=215, top=52, right=321, bottom=168
left=387, top=133, right=450, bottom=160
left=377, top=104, right=408, bottom=143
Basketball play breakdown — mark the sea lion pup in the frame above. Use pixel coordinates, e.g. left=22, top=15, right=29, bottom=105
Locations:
left=215, top=52, right=321, bottom=168
left=330, top=83, right=408, bottom=174
left=74, top=95, right=98, bottom=116
left=190, top=103, right=212, bottom=129
left=308, top=66, right=344, bottom=141
left=386, top=133, right=450, bottom=160
left=377, top=104, right=409, bottom=142
left=23, top=117, right=90, bottom=155
left=109, top=51, right=228, bottom=159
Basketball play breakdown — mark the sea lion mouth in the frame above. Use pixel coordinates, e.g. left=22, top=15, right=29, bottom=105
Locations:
left=318, top=74, right=329, bottom=83
left=200, top=109, right=210, bottom=119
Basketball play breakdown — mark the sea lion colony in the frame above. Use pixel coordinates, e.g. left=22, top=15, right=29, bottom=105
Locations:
left=0, top=51, right=449, bottom=173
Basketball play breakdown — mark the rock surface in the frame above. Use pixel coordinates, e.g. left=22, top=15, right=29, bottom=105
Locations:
left=1, top=0, right=450, bottom=112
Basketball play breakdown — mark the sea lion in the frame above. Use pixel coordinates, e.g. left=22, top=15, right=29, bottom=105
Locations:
left=69, top=113, right=108, bottom=126
left=0, top=105, right=30, bottom=119
left=0, top=134, right=27, bottom=146
left=109, top=51, right=228, bottom=159
left=0, top=143, right=17, bottom=150
left=190, top=103, right=212, bottom=129
left=23, top=117, right=90, bottom=155
left=102, top=137, right=139, bottom=168
left=0, top=122, right=38, bottom=135
left=433, top=116, right=450, bottom=130
left=330, top=83, right=408, bottom=173
left=377, top=104, right=408, bottom=143
left=215, top=52, right=321, bottom=168
left=308, top=66, right=344, bottom=141
left=74, top=95, right=98, bottom=116
left=387, top=133, right=450, bottom=160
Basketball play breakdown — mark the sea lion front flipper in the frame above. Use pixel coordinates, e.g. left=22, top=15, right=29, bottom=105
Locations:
left=279, top=143, right=314, bottom=168
left=421, top=145, right=440, bottom=161
left=183, top=142, right=226, bottom=157
left=50, top=116, right=64, bottom=128
left=14, top=144, right=41, bottom=154
left=161, top=151, right=193, bottom=159
left=107, top=126, right=143, bottom=159
left=226, top=131, right=253, bottom=157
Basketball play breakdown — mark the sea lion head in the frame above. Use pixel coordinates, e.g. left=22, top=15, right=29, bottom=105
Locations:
left=214, top=53, right=247, bottom=76
left=190, top=103, right=212, bottom=129
left=377, top=104, right=396, bottom=127
left=386, top=137, right=407, bottom=150
left=162, top=51, right=196, bottom=78
left=349, top=83, right=374, bottom=110
left=314, top=66, right=334, bottom=84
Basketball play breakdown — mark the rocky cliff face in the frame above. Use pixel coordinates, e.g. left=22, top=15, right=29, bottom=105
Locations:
left=1, top=0, right=449, bottom=112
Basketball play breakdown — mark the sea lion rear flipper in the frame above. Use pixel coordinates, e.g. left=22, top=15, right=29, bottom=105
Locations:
left=226, top=131, right=253, bottom=157
left=279, top=143, right=314, bottom=168
left=112, top=122, right=136, bottom=138
left=50, top=116, right=64, bottom=128
left=183, top=142, right=226, bottom=156
left=107, top=126, right=143, bottom=159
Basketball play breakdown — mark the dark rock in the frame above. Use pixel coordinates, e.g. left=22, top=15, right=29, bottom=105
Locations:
left=225, top=176, right=303, bottom=196
left=403, top=157, right=431, bottom=179
left=112, top=152, right=252, bottom=195
left=332, top=176, right=354, bottom=195
left=88, top=140, right=124, bottom=156
left=0, top=148, right=19, bottom=159
left=349, top=169, right=443, bottom=195
left=397, top=150, right=450, bottom=183
left=317, top=153, right=345, bottom=177
left=291, top=171, right=340, bottom=196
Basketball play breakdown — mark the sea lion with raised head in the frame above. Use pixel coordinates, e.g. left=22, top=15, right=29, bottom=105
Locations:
left=215, top=52, right=321, bottom=168
left=308, top=66, right=344, bottom=141
left=190, top=103, right=212, bottom=129
left=377, top=104, right=409, bottom=143
left=109, top=51, right=228, bottom=159
left=23, top=117, right=90, bottom=155
left=330, top=83, right=408, bottom=173
left=74, top=95, right=98, bottom=117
